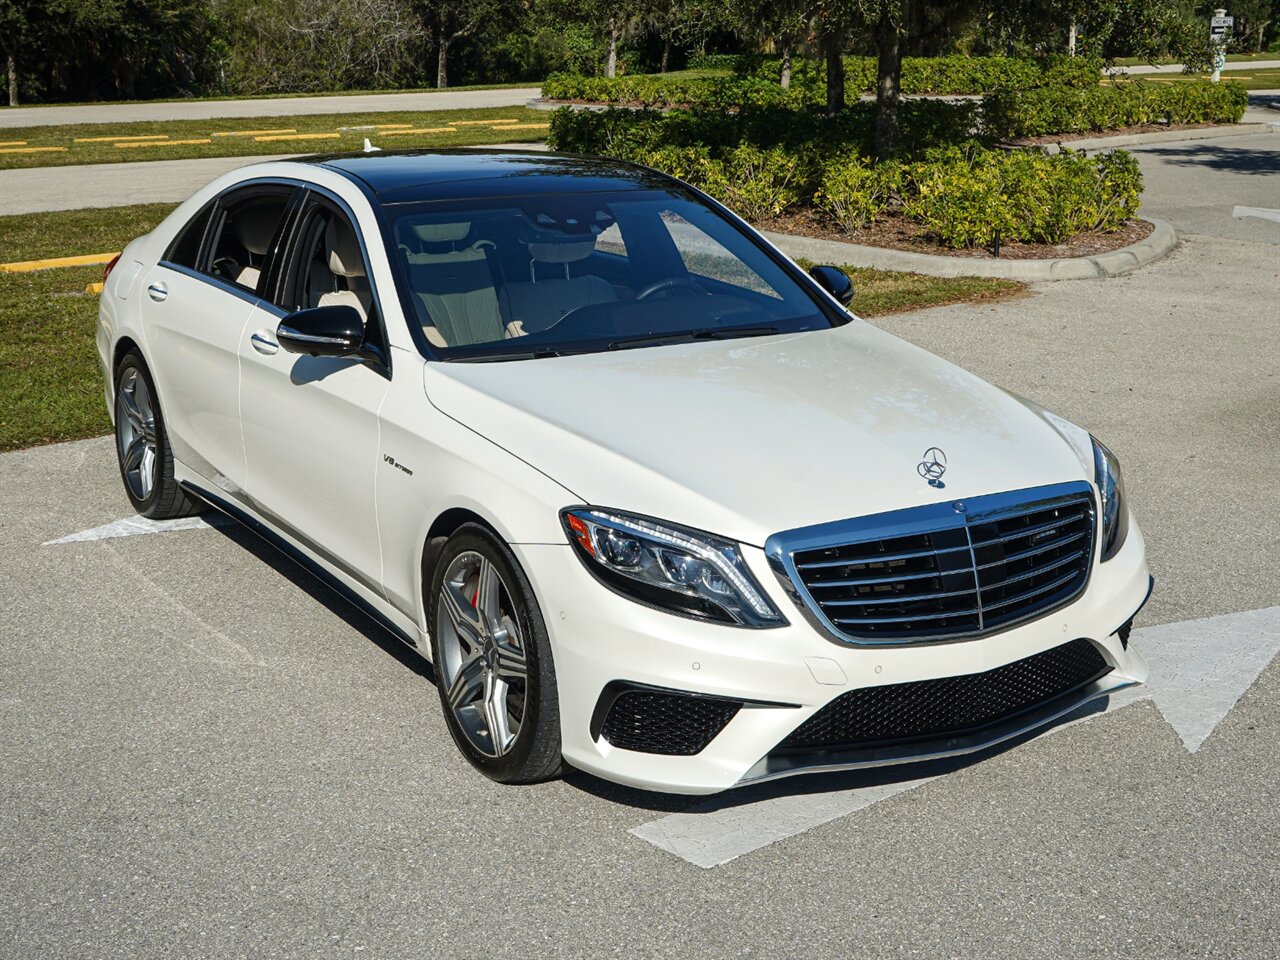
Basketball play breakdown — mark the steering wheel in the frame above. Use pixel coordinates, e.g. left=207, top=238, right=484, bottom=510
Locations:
left=212, top=256, right=242, bottom=282
left=635, top=276, right=708, bottom=301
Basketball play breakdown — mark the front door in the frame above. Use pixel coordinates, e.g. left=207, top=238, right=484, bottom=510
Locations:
left=237, top=192, right=392, bottom=598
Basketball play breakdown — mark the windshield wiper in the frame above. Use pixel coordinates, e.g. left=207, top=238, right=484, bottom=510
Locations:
left=450, top=347, right=572, bottom=363
left=608, top=326, right=780, bottom=351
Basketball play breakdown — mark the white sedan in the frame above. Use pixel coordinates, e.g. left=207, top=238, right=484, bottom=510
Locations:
left=97, top=150, right=1152, bottom=795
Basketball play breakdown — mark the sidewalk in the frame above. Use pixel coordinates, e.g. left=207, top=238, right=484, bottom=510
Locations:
left=1112, top=59, right=1280, bottom=75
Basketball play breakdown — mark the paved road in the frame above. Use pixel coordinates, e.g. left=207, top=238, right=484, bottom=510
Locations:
left=1112, top=58, right=1280, bottom=75
left=0, top=88, right=542, bottom=129
left=1, top=127, right=1278, bottom=960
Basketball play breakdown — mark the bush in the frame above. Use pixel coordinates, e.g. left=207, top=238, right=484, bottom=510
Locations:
left=815, top=156, right=903, bottom=231
left=902, top=147, right=1143, bottom=248
left=983, top=80, right=1248, bottom=139
left=699, top=146, right=805, bottom=220
left=748, top=54, right=1100, bottom=95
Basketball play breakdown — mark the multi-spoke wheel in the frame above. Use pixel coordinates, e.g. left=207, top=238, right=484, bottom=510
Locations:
left=113, top=353, right=201, bottom=519
left=428, top=525, right=562, bottom=783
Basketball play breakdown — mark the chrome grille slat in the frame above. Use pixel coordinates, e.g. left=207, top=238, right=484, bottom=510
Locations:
left=976, top=530, right=1086, bottom=569
left=771, top=483, right=1096, bottom=646
left=797, top=543, right=970, bottom=569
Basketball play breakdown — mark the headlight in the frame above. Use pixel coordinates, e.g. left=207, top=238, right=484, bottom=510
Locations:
left=562, top=508, right=786, bottom=628
left=1092, top=437, right=1129, bottom=562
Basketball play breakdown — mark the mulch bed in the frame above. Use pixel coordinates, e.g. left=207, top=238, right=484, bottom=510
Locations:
left=757, top=207, right=1154, bottom=261
left=1008, top=121, right=1239, bottom=146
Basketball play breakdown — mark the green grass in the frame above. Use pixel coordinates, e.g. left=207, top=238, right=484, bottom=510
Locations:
left=0, top=105, right=551, bottom=170
left=1109, top=52, right=1276, bottom=66
left=0, top=205, right=1024, bottom=452
left=1103, top=67, right=1280, bottom=90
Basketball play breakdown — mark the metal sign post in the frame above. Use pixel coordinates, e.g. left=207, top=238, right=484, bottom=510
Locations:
left=1210, top=9, right=1233, bottom=82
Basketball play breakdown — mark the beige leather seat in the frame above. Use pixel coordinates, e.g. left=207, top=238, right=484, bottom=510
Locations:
left=498, top=240, right=617, bottom=335
left=315, top=217, right=371, bottom=322
left=231, top=201, right=282, bottom=291
left=403, top=222, right=504, bottom=348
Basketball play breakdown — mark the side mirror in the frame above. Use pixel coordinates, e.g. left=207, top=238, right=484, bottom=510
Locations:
left=277, top=305, right=364, bottom=358
left=809, top=265, right=855, bottom=307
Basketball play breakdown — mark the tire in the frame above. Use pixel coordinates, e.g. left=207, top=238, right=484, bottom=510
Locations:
left=428, top=523, right=563, bottom=784
left=113, top=352, right=202, bottom=520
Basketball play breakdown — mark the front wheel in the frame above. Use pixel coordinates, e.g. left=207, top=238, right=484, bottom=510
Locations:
left=114, top=352, right=202, bottom=519
left=428, top=524, right=563, bottom=784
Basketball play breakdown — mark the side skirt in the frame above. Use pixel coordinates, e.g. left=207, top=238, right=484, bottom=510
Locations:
left=181, top=480, right=423, bottom=654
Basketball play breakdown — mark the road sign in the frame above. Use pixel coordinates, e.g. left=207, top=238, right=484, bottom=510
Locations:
left=1210, top=15, right=1233, bottom=40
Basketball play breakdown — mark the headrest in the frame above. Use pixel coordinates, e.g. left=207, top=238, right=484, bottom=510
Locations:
left=528, top=240, right=595, bottom=264
left=233, top=202, right=280, bottom=256
left=412, top=222, right=470, bottom=243
left=327, top=217, right=365, bottom=278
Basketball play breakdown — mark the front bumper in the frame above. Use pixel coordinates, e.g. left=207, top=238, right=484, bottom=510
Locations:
left=516, top=513, right=1151, bottom=796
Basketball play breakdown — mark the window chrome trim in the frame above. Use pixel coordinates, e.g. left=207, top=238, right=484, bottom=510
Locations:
left=154, top=260, right=262, bottom=309
left=764, top=481, right=1096, bottom=648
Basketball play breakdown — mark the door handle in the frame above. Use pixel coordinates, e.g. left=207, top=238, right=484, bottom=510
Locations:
left=250, top=329, right=279, bottom=356
left=147, top=282, right=168, bottom=302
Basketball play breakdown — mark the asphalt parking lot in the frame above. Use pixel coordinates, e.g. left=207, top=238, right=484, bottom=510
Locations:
left=2, top=133, right=1278, bottom=958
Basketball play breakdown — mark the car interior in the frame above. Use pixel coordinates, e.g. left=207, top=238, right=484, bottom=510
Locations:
left=208, top=195, right=290, bottom=294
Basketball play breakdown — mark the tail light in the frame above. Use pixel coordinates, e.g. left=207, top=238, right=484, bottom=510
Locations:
left=103, top=254, right=121, bottom=283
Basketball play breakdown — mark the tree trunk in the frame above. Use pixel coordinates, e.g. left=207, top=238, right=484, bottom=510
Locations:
left=873, top=11, right=902, bottom=160
left=437, top=37, right=449, bottom=88
left=661, top=38, right=671, bottom=73
left=780, top=42, right=792, bottom=89
left=6, top=54, right=16, bottom=107
left=605, top=23, right=619, bottom=78
left=824, top=28, right=845, bottom=117
left=1068, top=21, right=1078, bottom=56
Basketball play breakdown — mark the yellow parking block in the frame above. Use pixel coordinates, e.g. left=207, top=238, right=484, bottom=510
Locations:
left=495, top=123, right=550, bottom=131
left=0, top=140, right=27, bottom=147
left=85, top=281, right=104, bottom=294
left=449, top=119, right=520, bottom=126
left=76, top=134, right=169, bottom=143
left=0, top=146, right=68, bottom=154
left=374, top=123, right=414, bottom=129
left=378, top=127, right=455, bottom=136
left=254, top=132, right=341, bottom=142
left=212, top=128, right=297, bottom=137
left=116, top=138, right=211, bottom=148
left=0, top=251, right=119, bottom=273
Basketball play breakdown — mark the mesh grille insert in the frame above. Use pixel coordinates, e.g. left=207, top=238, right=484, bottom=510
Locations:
left=600, top=690, right=742, bottom=756
left=780, top=638, right=1110, bottom=752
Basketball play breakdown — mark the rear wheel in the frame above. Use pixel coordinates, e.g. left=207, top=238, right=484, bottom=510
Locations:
left=428, top=525, right=562, bottom=784
left=114, top=353, right=202, bottom=520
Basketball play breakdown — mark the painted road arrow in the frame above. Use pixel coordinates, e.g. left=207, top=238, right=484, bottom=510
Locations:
left=43, top=513, right=231, bottom=545
left=632, top=606, right=1280, bottom=868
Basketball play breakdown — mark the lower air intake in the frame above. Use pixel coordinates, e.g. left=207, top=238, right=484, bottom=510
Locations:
left=600, top=689, right=742, bottom=756
left=779, top=638, right=1110, bottom=752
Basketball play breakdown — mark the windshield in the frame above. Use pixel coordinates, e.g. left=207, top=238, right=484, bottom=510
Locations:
left=386, top=188, right=837, bottom=360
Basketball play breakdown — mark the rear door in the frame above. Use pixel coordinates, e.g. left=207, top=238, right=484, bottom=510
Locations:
left=140, top=182, right=299, bottom=494
left=237, top=189, right=393, bottom=597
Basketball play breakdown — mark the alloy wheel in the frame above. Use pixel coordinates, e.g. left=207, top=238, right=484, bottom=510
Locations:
left=116, top=366, right=158, bottom=502
left=436, top=550, right=529, bottom=758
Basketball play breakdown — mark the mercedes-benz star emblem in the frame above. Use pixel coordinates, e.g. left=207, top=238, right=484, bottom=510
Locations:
left=917, top=447, right=947, bottom=487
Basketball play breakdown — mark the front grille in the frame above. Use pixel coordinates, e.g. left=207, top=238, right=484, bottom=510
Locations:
left=600, top=689, right=741, bottom=756
left=780, top=637, right=1110, bottom=751
left=786, top=485, right=1094, bottom=644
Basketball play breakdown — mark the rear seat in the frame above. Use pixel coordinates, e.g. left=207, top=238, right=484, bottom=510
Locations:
left=497, top=240, right=618, bottom=336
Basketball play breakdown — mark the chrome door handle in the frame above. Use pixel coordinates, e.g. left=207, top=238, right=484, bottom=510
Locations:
left=250, top=329, right=279, bottom=356
left=147, top=282, right=168, bottom=302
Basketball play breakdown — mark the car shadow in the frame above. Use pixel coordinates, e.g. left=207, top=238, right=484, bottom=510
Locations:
left=213, top=520, right=435, bottom=683
left=1137, top=141, right=1280, bottom=175
left=565, top=696, right=1114, bottom=814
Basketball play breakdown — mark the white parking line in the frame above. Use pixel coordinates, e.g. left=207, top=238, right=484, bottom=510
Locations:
left=631, top=606, right=1280, bottom=868
left=1232, top=205, right=1280, bottom=223
left=43, top=513, right=231, bottom=545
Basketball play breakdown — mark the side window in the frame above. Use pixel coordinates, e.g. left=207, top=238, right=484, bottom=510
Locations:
left=203, top=187, right=293, bottom=296
left=164, top=201, right=214, bottom=268
left=281, top=202, right=375, bottom=328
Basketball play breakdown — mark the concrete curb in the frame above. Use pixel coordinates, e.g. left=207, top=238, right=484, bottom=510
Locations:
left=762, top=218, right=1179, bottom=282
left=1032, top=122, right=1278, bottom=153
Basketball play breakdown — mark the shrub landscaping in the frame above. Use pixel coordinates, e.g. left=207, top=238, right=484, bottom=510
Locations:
left=548, top=98, right=1154, bottom=250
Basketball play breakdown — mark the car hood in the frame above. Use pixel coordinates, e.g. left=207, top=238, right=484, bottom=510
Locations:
left=423, top=323, right=1092, bottom=547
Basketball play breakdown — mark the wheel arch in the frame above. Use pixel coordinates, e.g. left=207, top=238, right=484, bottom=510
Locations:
left=420, top=507, right=504, bottom=603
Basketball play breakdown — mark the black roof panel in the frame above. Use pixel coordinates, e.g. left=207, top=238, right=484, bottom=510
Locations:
left=308, top=149, right=671, bottom=205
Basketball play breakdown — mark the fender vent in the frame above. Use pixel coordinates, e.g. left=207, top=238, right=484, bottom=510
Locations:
left=600, top=689, right=742, bottom=756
